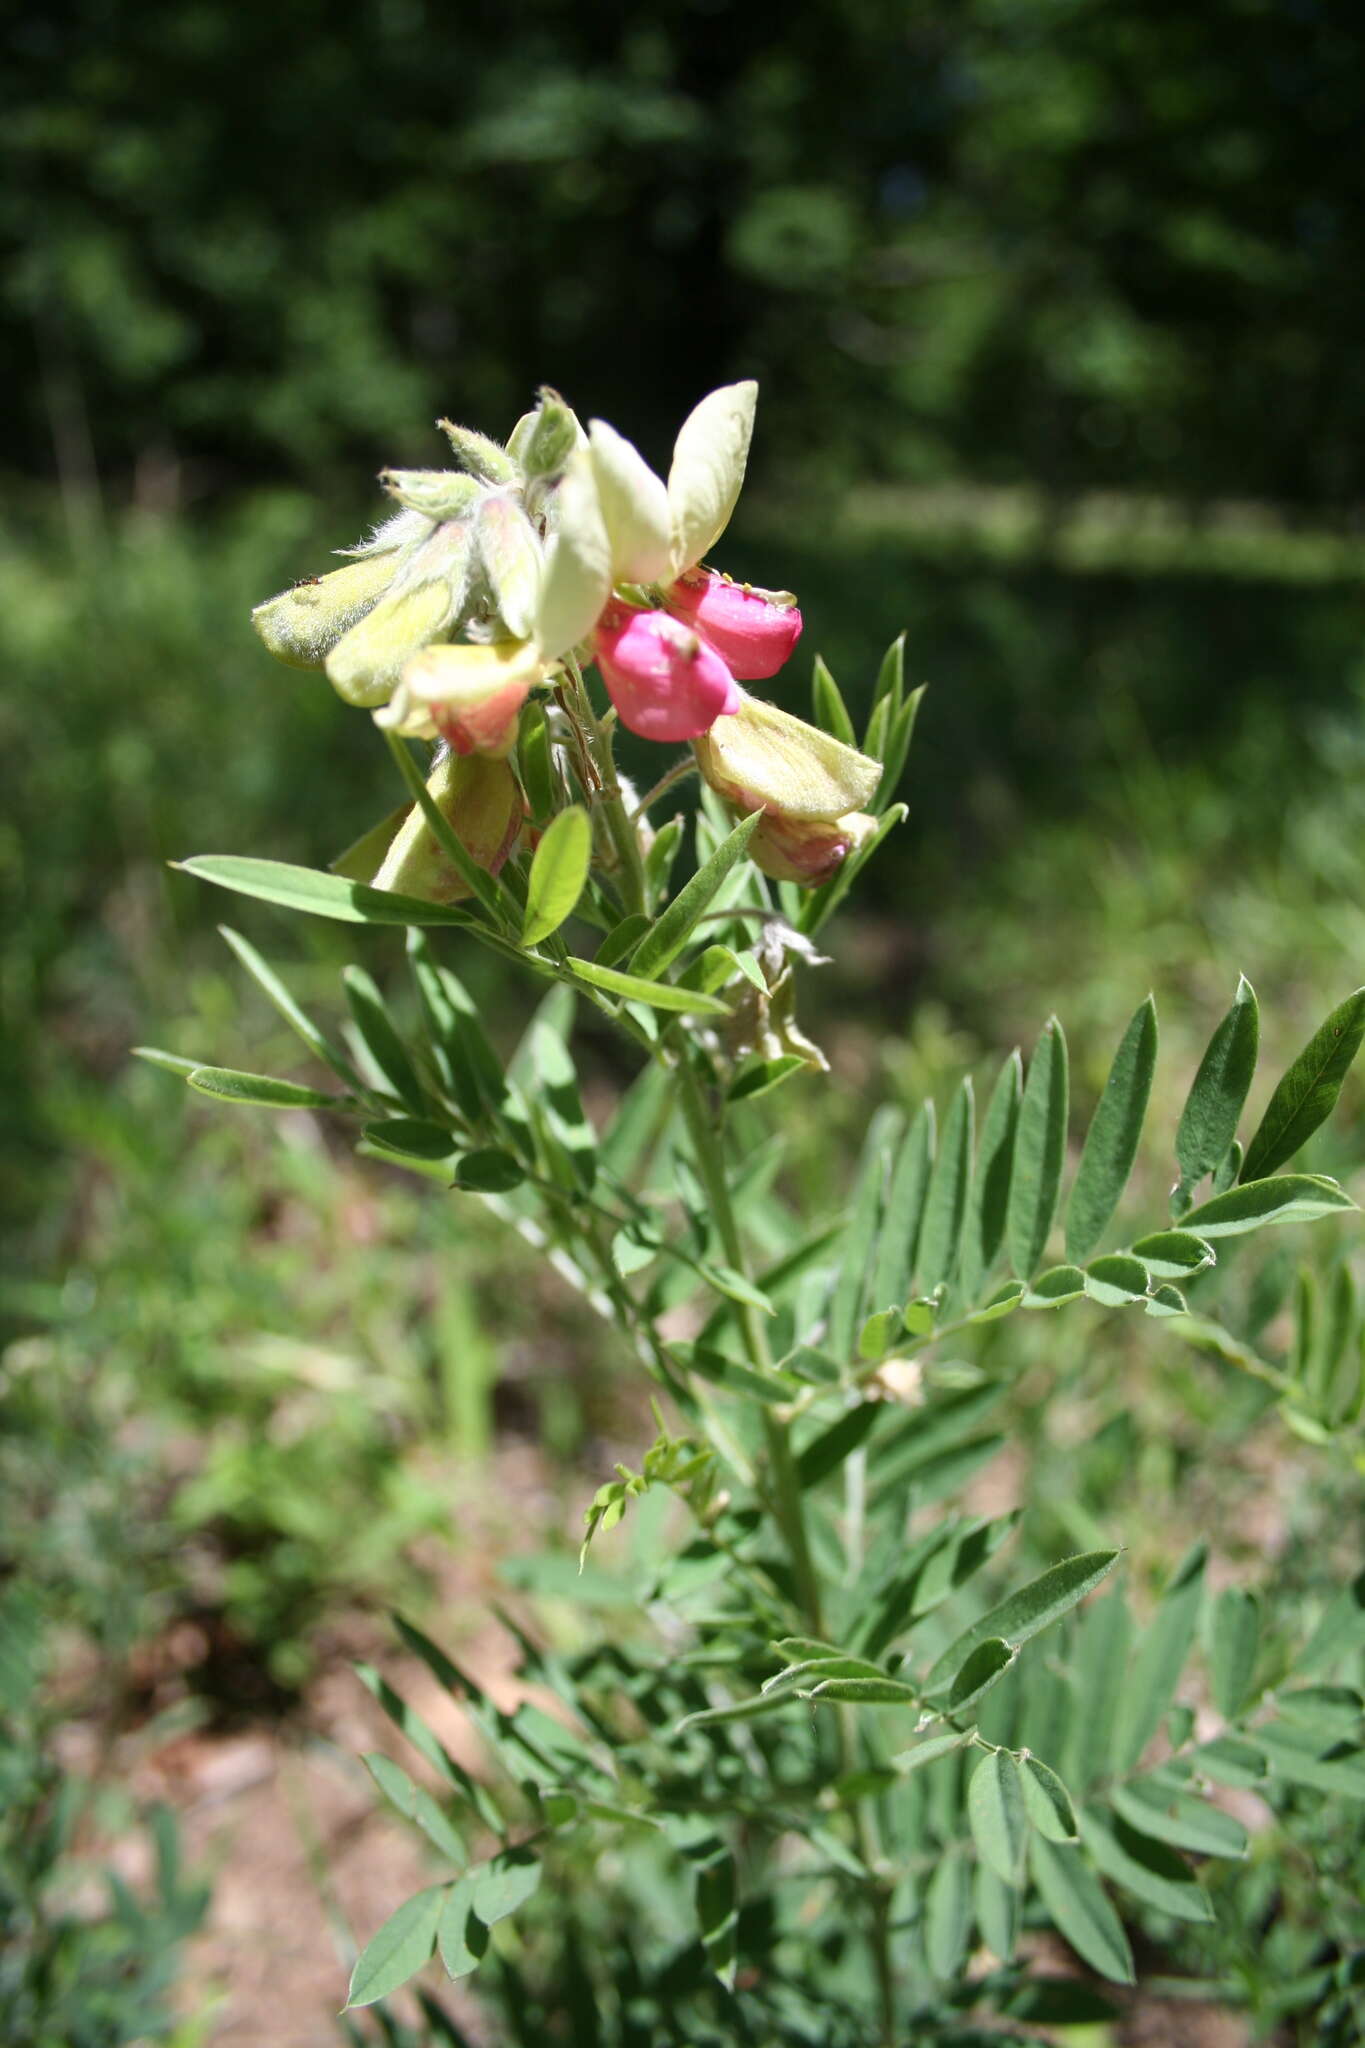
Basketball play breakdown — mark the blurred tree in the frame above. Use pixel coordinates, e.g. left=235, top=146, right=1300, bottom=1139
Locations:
left=4, top=0, right=1364, bottom=503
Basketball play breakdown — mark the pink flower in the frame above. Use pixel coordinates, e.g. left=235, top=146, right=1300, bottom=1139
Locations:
left=592, top=602, right=741, bottom=742
left=663, top=568, right=803, bottom=681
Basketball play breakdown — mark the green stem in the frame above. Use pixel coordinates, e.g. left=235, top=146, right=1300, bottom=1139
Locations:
left=630, top=754, right=699, bottom=822
left=672, top=1049, right=824, bottom=1636
left=563, top=654, right=649, bottom=918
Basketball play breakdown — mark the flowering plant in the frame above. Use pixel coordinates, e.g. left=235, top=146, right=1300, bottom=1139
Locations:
left=142, top=383, right=1365, bottom=2045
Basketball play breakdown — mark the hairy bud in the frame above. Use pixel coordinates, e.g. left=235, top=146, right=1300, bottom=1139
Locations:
left=693, top=694, right=880, bottom=820
left=376, top=642, right=544, bottom=756
left=372, top=753, right=525, bottom=901
left=748, top=808, right=878, bottom=886
left=252, top=555, right=400, bottom=672
left=379, top=469, right=483, bottom=521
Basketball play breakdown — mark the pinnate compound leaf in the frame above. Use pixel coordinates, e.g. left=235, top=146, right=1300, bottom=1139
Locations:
left=927, top=1550, right=1120, bottom=1693
left=179, top=854, right=474, bottom=926
left=1030, top=1837, right=1135, bottom=1985
left=1240, top=987, right=1365, bottom=1182
left=1066, top=997, right=1158, bottom=1263
left=969, top=1750, right=1028, bottom=1881
left=1174, top=976, right=1259, bottom=1201
left=1182, top=1174, right=1356, bottom=1237
left=522, top=804, right=591, bottom=945
left=346, top=1885, right=445, bottom=2007
left=628, top=810, right=761, bottom=983
left=1018, top=1756, right=1079, bottom=1841
left=187, top=1066, right=341, bottom=1110
left=1008, top=1018, right=1068, bottom=1278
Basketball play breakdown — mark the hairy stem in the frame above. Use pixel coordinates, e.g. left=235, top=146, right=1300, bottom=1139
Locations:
left=562, top=653, right=649, bottom=918
left=671, top=1050, right=824, bottom=1636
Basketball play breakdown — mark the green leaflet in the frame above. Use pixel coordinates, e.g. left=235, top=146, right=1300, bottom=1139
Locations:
left=1129, top=1229, right=1216, bottom=1279
left=1078, top=1810, right=1214, bottom=1924
left=828, top=1105, right=903, bottom=1357
left=1109, top=1779, right=1248, bottom=1860
left=1063, top=1592, right=1132, bottom=1793
left=871, top=1099, right=936, bottom=1306
left=926, top=1550, right=1120, bottom=1693
left=218, top=925, right=360, bottom=1087
left=918, top=1078, right=974, bottom=1294
left=345, top=1885, right=445, bottom=2008
left=185, top=1066, right=341, bottom=1110
left=1240, top=985, right=1365, bottom=1182
left=959, top=1050, right=1022, bottom=1305
left=522, top=803, right=591, bottom=945
left=968, top=1750, right=1028, bottom=1882
left=924, top=1854, right=972, bottom=1980
left=1209, top=1586, right=1260, bottom=1720
left=1017, top=1756, right=1078, bottom=1842
left=811, top=653, right=857, bottom=745
left=1083, top=1254, right=1149, bottom=1307
left=344, top=964, right=430, bottom=1114
left=1030, top=1837, right=1135, bottom=1985
left=1113, top=1543, right=1205, bottom=1772
left=1065, top=996, right=1157, bottom=1263
left=362, top=1754, right=466, bottom=1864
left=1008, top=1018, right=1068, bottom=1279
left=627, top=810, right=761, bottom=982
left=1183, top=1173, right=1356, bottom=1237
left=1174, top=975, right=1259, bottom=1205
left=178, top=853, right=477, bottom=926
left=564, top=957, right=732, bottom=1015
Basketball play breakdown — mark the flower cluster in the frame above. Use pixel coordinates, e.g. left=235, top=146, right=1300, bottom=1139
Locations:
left=252, top=383, right=882, bottom=898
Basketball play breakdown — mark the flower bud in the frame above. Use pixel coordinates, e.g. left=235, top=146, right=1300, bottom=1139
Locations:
left=325, top=520, right=473, bottom=707
left=693, top=693, right=880, bottom=820
left=748, top=808, right=878, bottom=886
left=508, top=388, right=584, bottom=479
left=663, top=568, right=802, bottom=680
left=437, top=419, right=518, bottom=483
left=592, top=603, right=741, bottom=743
left=252, top=554, right=400, bottom=671
left=376, top=641, right=544, bottom=756
left=474, top=494, right=542, bottom=640
left=372, top=753, right=525, bottom=902
left=379, top=469, right=483, bottom=521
